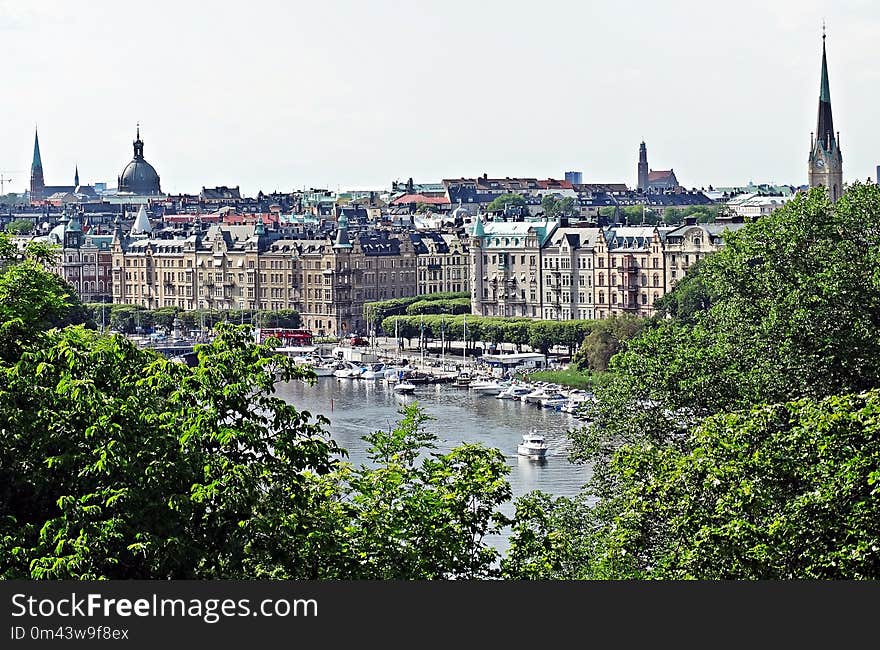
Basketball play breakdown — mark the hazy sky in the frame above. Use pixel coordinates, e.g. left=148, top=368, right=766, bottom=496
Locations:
left=1, top=0, right=877, bottom=196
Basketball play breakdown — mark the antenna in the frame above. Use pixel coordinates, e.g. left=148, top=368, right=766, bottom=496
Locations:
left=0, top=170, right=26, bottom=195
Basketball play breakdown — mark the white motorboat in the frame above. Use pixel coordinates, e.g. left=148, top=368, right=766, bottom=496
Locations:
left=393, top=380, right=416, bottom=394
left=540, top=394, right=568, bottom=409
left=359, top=363, right=387, bottom=380
left=470, top=380, right=506, bottom=396
left=302, top=358, right=336, bottom=377
left=517, top=429, right=548, bottom=459
left=452, top=372, right=473, bottom=388
left=496, top=384, right=533, bottom=400
left=333, top=361, right=363, bottom=378
left=522, top=386, right=552, bottom=404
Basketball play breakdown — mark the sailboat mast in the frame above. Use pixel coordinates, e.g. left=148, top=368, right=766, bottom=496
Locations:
left=462, top=314, right=466, bottom=364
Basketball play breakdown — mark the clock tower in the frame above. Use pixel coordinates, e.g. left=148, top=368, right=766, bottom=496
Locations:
left=808, top=29, right=843, bottom=201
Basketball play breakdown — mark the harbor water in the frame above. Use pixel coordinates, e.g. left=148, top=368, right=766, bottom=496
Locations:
left=276, top=375, right=593, bottom=553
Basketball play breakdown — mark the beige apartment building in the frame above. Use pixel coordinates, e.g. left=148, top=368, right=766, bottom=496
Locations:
left=469, top=216, right=556, bottom=318
left=469, top=217, right=741, bottom=321
left=540, top=227, right=601, bottom=321
left=111, top=214, right=419, bottom=337
left=662, top=220, right=746, bottom=293
left=413, top=232, right=470, bottom=295
left=593, top=226, right=666, bottom=319
left=111, top=217, right=300, bottom=313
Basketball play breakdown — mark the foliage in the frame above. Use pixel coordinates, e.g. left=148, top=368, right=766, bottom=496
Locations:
left=405, top=298, right=471, bottom=316
left=486, top=193, right=527, bottom=213
left=501, top=492, right=596, bottom=579
left=519, top=368, right=608, bottom=392
left=572, top=314, right=646, bottom=371
left=552, top=391, right=880, bottom=579
left=0, top=324, right=341, bottom=579
left=652, top=258, right=713, bottom=325
left=380, top=314, right=596, bottom=357
left=324, top=403, right=512, bottom=578
left=0, top=240, right=93, bottom=361
left=5, top=218, right=34, bottom=234
left=541, top=195, right=577, bottom=219
left=541, top=183, right=880, bottom=579
left=94, top=306, right=302, bottom=335
left=364, top=292, right=468, bottom=331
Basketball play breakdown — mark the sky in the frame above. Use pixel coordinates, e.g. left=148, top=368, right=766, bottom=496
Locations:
left=1, top=0, right=877, bottom=197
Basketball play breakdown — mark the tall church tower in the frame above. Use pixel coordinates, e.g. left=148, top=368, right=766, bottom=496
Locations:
left=637, top=141, right=649, bottom=192
left=30, top=128, right=45, bottom=203
left=808, top=30, right=843, bottom=201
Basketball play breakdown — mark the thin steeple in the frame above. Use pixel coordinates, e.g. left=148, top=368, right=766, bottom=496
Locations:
left=32, top=128, right=43, bottom=170
left=74, top=165, right=80, bottom=187
left=816, top=27, right=835, bottom=150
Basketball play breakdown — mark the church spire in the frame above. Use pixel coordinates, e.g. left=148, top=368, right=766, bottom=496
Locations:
left=808, top=26, right=843, bottom=202
left=816, top=28, right=834, bottom=150
left=30, top=127, right=45, bottom=203
left=74, top=165, right=80, bottom=187
left=32, top=128, right=43, bottom=170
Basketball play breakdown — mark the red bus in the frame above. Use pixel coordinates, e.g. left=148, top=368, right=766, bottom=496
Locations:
left=255, top=328, right=313, bottom=346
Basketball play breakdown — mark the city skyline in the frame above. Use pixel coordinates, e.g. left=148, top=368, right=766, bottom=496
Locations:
left=2, top=0, right=878, bottom=196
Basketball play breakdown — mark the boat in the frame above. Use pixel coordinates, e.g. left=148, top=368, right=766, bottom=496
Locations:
left=393, top=380, right=416, bottom=394
left=406, top=370, right=431, bottom=384
left=522, top=386, right=552, bottom=404
left=291, top=354, right=336, bottom=377
left=300, top=357, right=336, bottom=377
left=470, top=379, right=506, bottom=396
left=333, top=361, right=363, bottom=378
left=452, top=371, right=472, bottom=388
left=539, top=394, right=569, bottom=409
left=496, top=384, right=533, bottom=400
left=517, top=429, right=548, bottom=459
left=359, top=363, right=387, bottom=380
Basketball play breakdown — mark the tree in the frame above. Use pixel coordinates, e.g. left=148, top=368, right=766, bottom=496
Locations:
left=0, top=324, right=342, bottom=579
left=0, top=240, right=93, bottom=361
left=653, top=258, right=712, bottom=325
left=486, top=193, right=526, bottom=213
left=551, top=183, right=880, bottom=579
left=572, top=315, right=645, bottom=371
left=325, top=403, right=512, bottom=578
left=4, top=218, right=33, bottom=234
left=541, top=195, right=577, bottom=219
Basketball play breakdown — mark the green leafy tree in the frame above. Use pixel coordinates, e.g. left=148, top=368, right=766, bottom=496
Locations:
left=572, top=315, right=645, bottom=371
left=486, top=193, right=526, bottom=213
left=541, top=195, right=577, bottom=219
left=405, top=298, right=471, bottom=316
left=329, top=403, right=512, bottom=578
left=0, top=243, right=93, bottom=361
left=547, top=183, right=880, bottom=579
left=0, top=324, right=341, bottom=579
left=4, top=218, right=34, bottom=234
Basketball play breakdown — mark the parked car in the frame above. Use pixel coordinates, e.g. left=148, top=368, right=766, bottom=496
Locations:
left=348, top=335, right=369, bottom=347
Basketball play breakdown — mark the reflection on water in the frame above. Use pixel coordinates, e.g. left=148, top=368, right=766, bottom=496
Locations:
left=276, top=377, right=593, bottom=552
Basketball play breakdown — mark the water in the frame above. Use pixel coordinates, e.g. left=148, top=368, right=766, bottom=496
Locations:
left=276, top=376, right=593, bottom=554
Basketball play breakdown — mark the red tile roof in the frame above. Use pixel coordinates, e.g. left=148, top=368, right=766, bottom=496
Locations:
left=391, top=194, right=450, bottom=206
left=648, top=170, right=675, bottom=182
